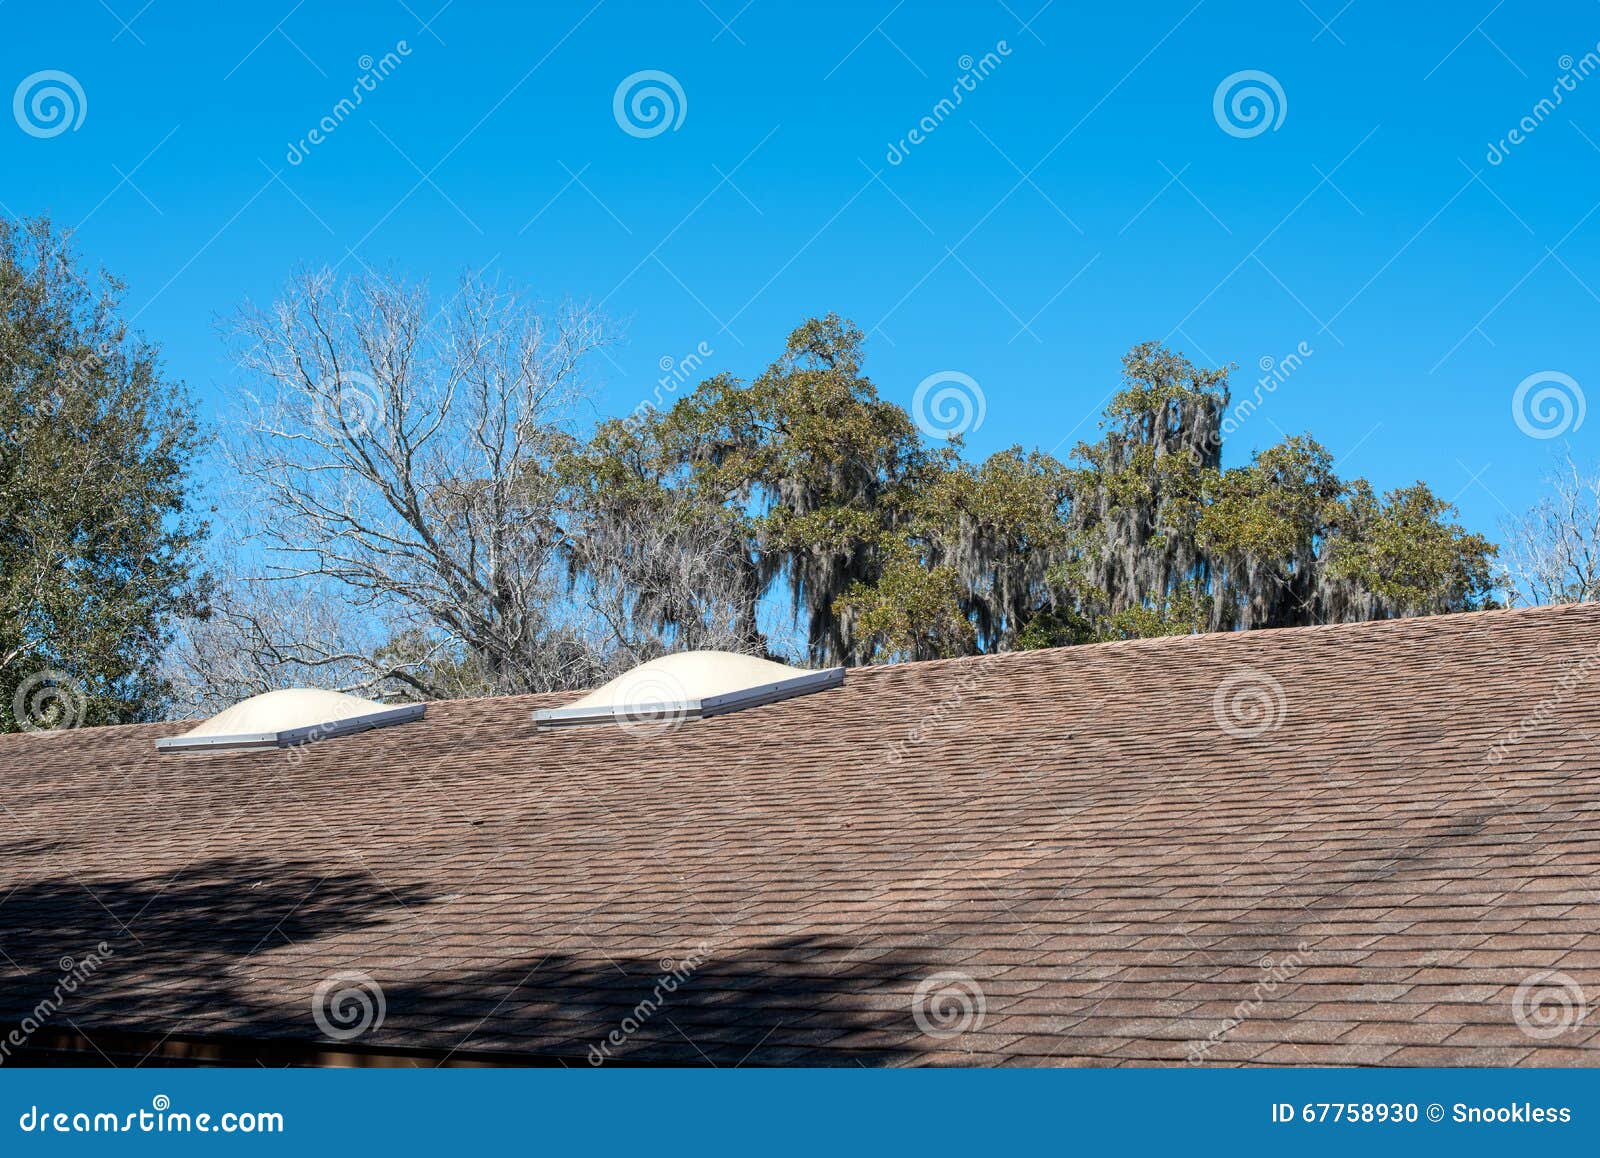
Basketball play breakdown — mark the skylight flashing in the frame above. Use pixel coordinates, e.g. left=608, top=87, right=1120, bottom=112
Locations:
left=155, top=696, right=425, bottom=753
left=533, top=656, right=844, bottom=730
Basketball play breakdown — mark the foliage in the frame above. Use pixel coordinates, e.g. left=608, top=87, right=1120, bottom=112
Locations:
left=581, top=313, right=946, bottom=664
left=0, top=218, right=207, bottom=729
left=1325, top=481, right=1497, bottom=615
left=591, top=324, right=1496, bottom=665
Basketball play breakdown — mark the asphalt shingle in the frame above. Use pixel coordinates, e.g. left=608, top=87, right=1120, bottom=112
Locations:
left=0, top=603, right=1596, bottom=1066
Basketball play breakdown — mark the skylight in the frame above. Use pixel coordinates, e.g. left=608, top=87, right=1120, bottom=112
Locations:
left=533, top=651, right=844, bottom=730
left=155, top=689, right=424, bottom=752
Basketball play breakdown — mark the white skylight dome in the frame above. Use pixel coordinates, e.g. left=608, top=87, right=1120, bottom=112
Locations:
left=533, top=651, right=844, bottom=730
left=155, top=689, right=425, bottom=752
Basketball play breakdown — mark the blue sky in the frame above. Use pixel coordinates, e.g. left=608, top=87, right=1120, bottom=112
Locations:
left=5, top=0, right=1599, bottom=541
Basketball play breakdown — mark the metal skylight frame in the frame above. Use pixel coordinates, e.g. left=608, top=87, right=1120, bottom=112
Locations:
left=154, top=703, right=426, bottom=752
left=532, top=665, right=845, bottom=730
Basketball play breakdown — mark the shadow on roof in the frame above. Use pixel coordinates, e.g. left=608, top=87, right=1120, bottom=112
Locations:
left=0, top=856, right=435, bottom=1041
left=0, top=859, right=951, bottom=1065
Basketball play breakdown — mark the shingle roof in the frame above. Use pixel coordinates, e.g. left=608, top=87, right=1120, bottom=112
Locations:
left=2, top=603, right=1598, bottom=1066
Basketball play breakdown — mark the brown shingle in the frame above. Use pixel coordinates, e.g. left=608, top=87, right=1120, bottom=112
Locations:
left=0, top=603, right=1598, bottom=1066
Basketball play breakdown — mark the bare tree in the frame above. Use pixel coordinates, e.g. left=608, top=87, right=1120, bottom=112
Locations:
left=1500, top=449, right=1600, bottom=607
left=161, top=563, right=398, bottom=718
left=225, top=268, right=609, bottom=697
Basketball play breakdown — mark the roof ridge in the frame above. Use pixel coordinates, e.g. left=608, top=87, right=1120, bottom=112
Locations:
left=851, top=600, right=1600, bottom=677
left=6, top=604, right=1593, bottom=739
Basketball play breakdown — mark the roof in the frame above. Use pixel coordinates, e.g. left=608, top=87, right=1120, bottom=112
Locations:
left=2, top=603, right=1598, bottom=1067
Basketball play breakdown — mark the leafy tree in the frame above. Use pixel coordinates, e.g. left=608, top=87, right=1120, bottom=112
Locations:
left=559, top=407, right=766, bottom=659
left=621, top=313, right=945, bottom=664
left=0, top=218, right=206, bottom=729
left=1198, top=437, right=1493, bottom=627
left=1324, top=481, right=1496, bottom=616
left=767, top=330, right=1495, bottom=659
left=834, top=541, right=974, bottom=661
left=1067, top=345, right=1220, bottom=598
left=1199, top=434, right=1347, bottom=626
left=837, top=447, right=1070, bottom=660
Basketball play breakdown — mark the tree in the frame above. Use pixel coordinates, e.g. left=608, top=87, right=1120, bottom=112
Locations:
left=1323, top=480, right=1496, bottom=617
left=809, top=335, right=1497, bottom=658
left=557, top=408, right=769, bottom=660
left=836, top=447, right=1070, bottom=661
left=223, top=267, right=610, bottom=698
left=1065, top=340, right=1225, bottom=622
left=161, top=563, right=388, bottom=718
left=1500, top=450, right=1600, bottom=606
left=0, top=218, right=206, bottom=730
left=594, top=313, right=944, bottom=665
